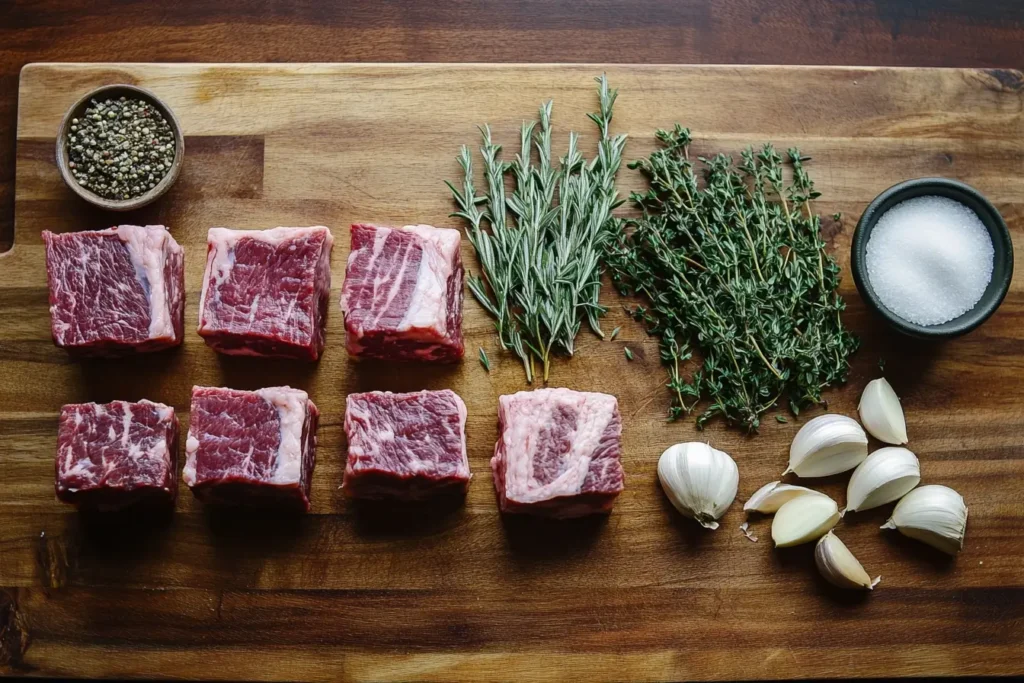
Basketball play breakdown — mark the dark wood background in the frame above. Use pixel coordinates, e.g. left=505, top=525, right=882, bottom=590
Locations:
left=1, top=0, right=1023, bottom=254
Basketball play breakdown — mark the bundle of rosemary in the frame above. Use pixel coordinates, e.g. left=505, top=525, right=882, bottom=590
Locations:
left=604, top=125, right=858, bottom=431
left=448, top=75, right=626, bottom=382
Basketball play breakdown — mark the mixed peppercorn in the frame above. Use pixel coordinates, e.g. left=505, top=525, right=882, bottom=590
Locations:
left=66, top=96, right=176, bottom=201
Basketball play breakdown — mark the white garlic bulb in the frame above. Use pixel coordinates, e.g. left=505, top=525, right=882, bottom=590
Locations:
left=743, top=480, right=825, bottom=514
left=786, top=414, right=868, bottom=478
left=658, top=442, right=739, bottom=530
left=858, top=378, right=908, bottom=445
left=771, top=493, right=841, bottom=547
left=845, top=447, right=920, bottom=513
left=881, top=484, right=968, bottom=555
left=815, top=531, right=880, bottom=590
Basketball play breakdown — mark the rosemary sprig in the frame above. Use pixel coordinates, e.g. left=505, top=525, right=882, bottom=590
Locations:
left=448, top=75, right=626, bottom=383
left=604, top=125, right=858, bottom=431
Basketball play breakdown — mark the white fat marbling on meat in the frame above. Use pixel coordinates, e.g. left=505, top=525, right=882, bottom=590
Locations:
left=397, top=224, right=461, bottom=333
left=120, top=401, right=134, bottom=448
left=115, top=225, right=182, bottom=340
left=256, top=386, right=310, bottom=486
left=499, top=388, right=618, bottom=504
left=200, top=226, right=332, bottom=331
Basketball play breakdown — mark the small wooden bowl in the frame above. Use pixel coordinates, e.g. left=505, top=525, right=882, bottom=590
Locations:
left=56, top=84, right=184, bottom=212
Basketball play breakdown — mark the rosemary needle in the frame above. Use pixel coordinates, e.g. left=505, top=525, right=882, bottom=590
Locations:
left=624, top=347, right=634, bottom=361
left=479, top=347, right=491, bottom=373
left=609, top=326, right=621, bottom=341
left=448, top=75, right=626, bottom=384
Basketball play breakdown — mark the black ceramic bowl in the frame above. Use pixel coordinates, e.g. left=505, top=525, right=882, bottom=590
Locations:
left=851, top=178, right=1014, bottom=339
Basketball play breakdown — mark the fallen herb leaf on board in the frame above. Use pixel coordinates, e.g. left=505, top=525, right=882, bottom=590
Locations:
left=447, top=75, right=626, bottom=383
left=479, top=347, right=491, bottom=373
left=624, top=347, right=634, bottom=361
left=604, top=125, right=857, bottom=431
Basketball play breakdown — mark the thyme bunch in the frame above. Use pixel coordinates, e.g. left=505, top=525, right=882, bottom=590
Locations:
left=605, top=125, right=858, bottom=431
left=448, top=76, right=626, bottom=382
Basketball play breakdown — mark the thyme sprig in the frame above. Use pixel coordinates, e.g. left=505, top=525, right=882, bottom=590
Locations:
left=604, top=125, right=858, bottom=431
left=448, top=75, right=626, bottom=382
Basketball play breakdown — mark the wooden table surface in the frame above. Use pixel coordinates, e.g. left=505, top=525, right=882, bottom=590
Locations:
left=2, top=3, right=1023, bottom=682
left=3, top=60, right=1024, bottom=681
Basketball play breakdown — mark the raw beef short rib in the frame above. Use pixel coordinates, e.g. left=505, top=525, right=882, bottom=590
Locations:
left=55, top=400, right=179, bottom=509
left=184, top=386, right=319, bottom=511
left=197, top=226, right=334, bottom=360
left=340, top=223, right=465, bottom=362
left=491, top=388, right=624, bottom=518
left=344, top=389, right=470, bottom=499
left=44, top=225, right=184, bottom=355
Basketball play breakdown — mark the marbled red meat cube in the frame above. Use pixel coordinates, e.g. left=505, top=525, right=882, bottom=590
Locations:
left=55, top=400, right=179, bottom=510
left=184, top=386, right=319, bottom=511
left=492, top=388, right=624, bottom=518
left=43, top=225, right=184, bottom=355
left=197, top=226, right=334, bottom=360
left=343, top=389, right=470, bottom=499
left=340, top=223, right=464, bottom=362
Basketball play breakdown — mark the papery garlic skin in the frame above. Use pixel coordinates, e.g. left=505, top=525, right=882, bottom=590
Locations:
left=846, top=447, right=921, bottom=513
left=786, top=414, right=869, bottom=478
left=815, top=531, right=880, bottom=590
left=772, top=493, right=841, bottom=547
left=859, top=378, right=908, bottom=445
left=658, top=442, right=739, bottom=530
left=743, top=480, right=825, bottom=513
left=881, top=484, right=968, bottom=555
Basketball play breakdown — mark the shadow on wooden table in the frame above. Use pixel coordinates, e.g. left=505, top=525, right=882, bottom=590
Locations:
left=498, top=513, right=608, bottom=560
left=71, top=505, right=176, bottom=585
left=350, top=495, right=468, bottom=539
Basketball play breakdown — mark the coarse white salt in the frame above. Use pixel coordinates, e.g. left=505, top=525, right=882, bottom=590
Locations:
left=865, top=196, right=994, bottom=326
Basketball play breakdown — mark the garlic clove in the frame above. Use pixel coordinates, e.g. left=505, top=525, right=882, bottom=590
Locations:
left=786, top=414, right=869, bottom=478
left=858, top=377, right=908, bottom=445
left=881, top=484, right=968, bottom=555
left=771, top=493, right=841, bottom=547
left=815, top=531, right=880, bottom=590
left=743, top=480, right=826, bottom=513
left=845, top=447, right=920, bottom=513
left=658, top=442, right=739, bottom=530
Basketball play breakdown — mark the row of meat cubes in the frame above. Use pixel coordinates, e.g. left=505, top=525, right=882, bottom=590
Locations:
left=56, top=387, right=625, bottom=518
left=43, top=223, right=463, bottom=361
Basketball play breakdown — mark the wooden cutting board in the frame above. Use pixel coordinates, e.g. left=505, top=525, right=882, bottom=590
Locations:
left=2, top=63, right=1023, bottom=681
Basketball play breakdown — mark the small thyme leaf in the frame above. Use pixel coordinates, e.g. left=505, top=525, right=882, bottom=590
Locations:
left=776, top=415, right=788, bottom=424
left=609, top=326, right=621, bottom=341
left=624, top=347, right=634, bottom=361
left=479, top=347, right=491, bottom=373
left=605, top=127, right=858, bottom=431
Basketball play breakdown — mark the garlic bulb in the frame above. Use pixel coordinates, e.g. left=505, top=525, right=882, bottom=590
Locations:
left=743, top=480, right=824, bottom=514
left=786, top=414, right=868, bottom=478
left=658, top=442, right=739, bottom=530
left=845, top=447, right=920, bottom=513
left=858, top=378, right=908, bottom=445
left=881, top=485, right=968, bottom=555
left=771, top=493, right=841, bottom=547
left=815, top=531, right=880, bottom=590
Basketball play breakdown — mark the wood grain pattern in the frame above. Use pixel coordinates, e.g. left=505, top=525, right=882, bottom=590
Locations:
left=2, top=63, right=1024, bottom=680
left=2, top=0, right=1024, bottom=256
